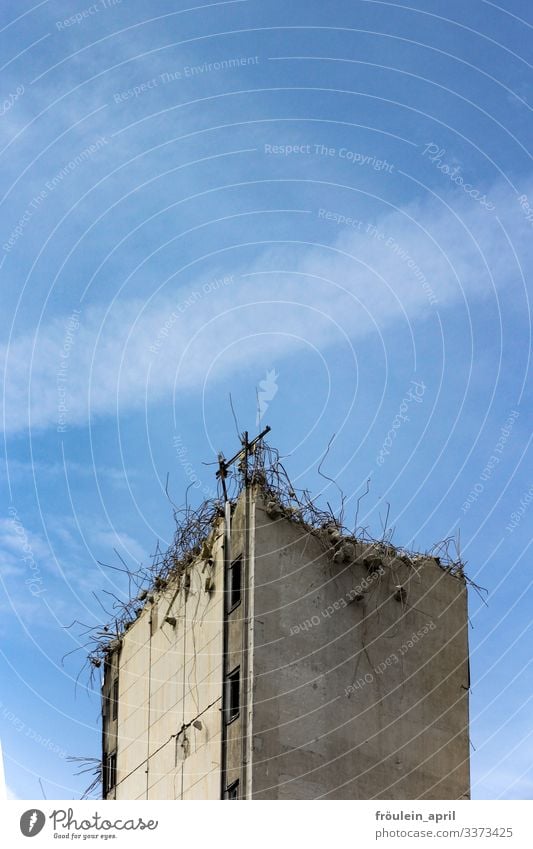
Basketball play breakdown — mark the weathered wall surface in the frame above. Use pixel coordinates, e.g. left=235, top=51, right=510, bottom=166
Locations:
left=251, top=499, right=470, bottom=800
left=105, top=520, right=225, bottom=800
left=105, top=488, right=470, bottom=800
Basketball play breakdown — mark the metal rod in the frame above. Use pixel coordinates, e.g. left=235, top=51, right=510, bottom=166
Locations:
left=216, top=425, right=271, bottom=482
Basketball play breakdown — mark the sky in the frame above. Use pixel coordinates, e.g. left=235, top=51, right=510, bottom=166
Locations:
left=0, top=0, right=531, bottom=801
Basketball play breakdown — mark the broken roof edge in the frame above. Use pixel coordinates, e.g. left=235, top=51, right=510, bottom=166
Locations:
left=74, top=440, right=481, bottom=679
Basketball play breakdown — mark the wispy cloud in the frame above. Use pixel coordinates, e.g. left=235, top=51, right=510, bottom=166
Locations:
left=2, top=175, right=530, bottom=435
left=0, top=507, right=148, bottom=632
left=90, top=528, right=148, bottom=566
left=0, top=516, right=53, bottom=575
left=0, top=457, right=133, bottom=486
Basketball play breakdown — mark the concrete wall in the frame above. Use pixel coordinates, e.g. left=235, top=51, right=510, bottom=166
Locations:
left=104, top=488, right=470, bottom=800
left=103, top=519, right=225, bottom=800
left=251, top=498, right=470, bottom=800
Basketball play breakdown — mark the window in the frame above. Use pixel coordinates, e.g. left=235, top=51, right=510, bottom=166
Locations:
left=104, top=751, right=117, bottom=794
left=111, top=678, right=119, bottom=721
left=225, top=779, right=239, bottom=799
left=227, top=555, right=242, bottom=611
left=225, top=667, right=240, bottom=724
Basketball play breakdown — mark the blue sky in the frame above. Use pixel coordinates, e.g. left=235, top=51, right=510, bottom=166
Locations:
left=0, top=0, right=531, bottom=800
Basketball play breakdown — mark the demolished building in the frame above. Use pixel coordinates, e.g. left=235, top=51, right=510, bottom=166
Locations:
left=88, top=432, right=470, bottom=799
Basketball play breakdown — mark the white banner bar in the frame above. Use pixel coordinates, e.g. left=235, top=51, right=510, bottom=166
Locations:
left=2, top=799, right=531, bottom=847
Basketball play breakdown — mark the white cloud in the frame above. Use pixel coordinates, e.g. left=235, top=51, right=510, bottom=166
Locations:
left=0, top=457, right=135, bottom=486
left=91, top=528, right=148, bottom=566
left=0, top=508, right=150, bottom=634
left=1, top=176, right=531, bottom=435
left=0, top=517, right=52, bottom=573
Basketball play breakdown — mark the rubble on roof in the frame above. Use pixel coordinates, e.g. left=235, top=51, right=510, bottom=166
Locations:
left=65, top=438, right=478, bottom=686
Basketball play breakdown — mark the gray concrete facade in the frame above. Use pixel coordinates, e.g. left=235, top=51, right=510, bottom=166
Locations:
left=102, top=487, right=469, bottom=799
left=251, top=497, right=470, bottom=799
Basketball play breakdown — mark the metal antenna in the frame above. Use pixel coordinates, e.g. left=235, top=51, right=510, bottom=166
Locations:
left=216, top=425, right=271, bottom=501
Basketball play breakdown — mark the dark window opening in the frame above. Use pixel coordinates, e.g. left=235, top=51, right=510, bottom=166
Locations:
left=111, top=678, right=119, bottom=720
left=225, top=779, right=239, bottom=799
left=104, top=751, right=117, bottom=794
left=227, top=555, right=242, bottom=611
left=226, top=667, right=240, bottom=723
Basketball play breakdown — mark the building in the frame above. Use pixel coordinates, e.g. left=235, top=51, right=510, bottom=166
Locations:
left=100, top=438, right=470, bottom=800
